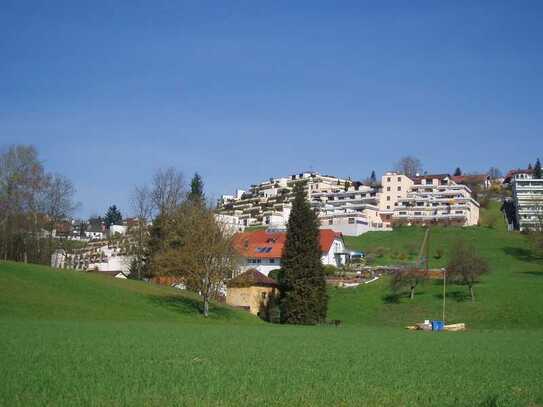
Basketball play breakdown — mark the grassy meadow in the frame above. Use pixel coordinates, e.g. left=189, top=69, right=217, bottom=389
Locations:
left=1, top=204, right=543, bottom=406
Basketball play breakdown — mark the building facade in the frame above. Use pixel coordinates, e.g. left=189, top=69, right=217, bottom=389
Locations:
left=511, top=173, right=543, bottom=231
left=388, top=173, right=480, bottom=227
left=232, top=229, right=347, bottom=276
left=219, top=170, right=480, bottom=236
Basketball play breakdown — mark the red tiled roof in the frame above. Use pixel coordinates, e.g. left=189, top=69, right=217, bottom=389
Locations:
left=451, top=175, right=489, bottom=184
left=232, top=229, right=342, bottom=259
left=504, top=168, right=533, bottom=182
left=227, top=269, right=278, bottom=288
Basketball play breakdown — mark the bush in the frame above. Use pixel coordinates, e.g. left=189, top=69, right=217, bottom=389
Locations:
left=268, top=269, right=281, bottom=281
left=373, top=247, right=386, bottom=258
left=434, top=248, right=444, bottom=259
left=397, top=252, right=408, bottom=261
left=323, top=265, right=339, bottom=276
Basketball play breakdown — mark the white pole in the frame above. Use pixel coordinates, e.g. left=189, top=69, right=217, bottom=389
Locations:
left=442, top=269, right=446, bottom=323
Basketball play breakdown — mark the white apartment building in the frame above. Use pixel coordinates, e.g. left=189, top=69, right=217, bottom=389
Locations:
left=382, top=173, right=480, bottom=227
left=217, top=172, right=352, bottom=228
left=219, top=170, right=480, bottom=236
left=312, top=184, right=389, bottom=235
left=512, top=173, right=543, bottom=231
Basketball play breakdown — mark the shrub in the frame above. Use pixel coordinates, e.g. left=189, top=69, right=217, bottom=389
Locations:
left=373, top=247, right=386, bottom=258
left=323, top=265, right=339, bottom=276
left=434, top=248, right=444, bottom=259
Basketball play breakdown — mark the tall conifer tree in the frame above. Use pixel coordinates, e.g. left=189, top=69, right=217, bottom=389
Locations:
left=279, top=183, right=327, bottom=324
left=534, top=159, right=542, bottom=179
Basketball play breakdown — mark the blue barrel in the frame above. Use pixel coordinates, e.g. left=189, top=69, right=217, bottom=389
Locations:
left=431, top=320, right=444, bottom=331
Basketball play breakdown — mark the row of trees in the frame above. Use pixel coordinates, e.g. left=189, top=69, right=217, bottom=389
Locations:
left=0, top=145, right=77, bottom=264
left=391, top=238, right=489, bottom=302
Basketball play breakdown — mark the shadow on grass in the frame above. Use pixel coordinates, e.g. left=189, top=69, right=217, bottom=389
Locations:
left=503, top=246, right=543, bottom=264
left=148, top=295, right=242, bottom=320
left=434, top=290, right=469, bottom=302
left=382, top=291, right=426, bottom=304
left=521, top=271, right=543, bottom=278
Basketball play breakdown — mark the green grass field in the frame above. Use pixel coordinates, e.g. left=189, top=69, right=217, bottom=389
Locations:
left=2, top=205, right=543, bottom=406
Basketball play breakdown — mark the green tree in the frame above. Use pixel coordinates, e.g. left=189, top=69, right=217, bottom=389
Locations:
left=454, top=167, right=462, bottom=176
left=534, top=158, right=542, bottom=179
left=104, top=205, right=122, bottom=227
left=188, top=172, right=205, bottom=203
left=279, top=183, right=327, bottom=324
left=370, top=170, right=377, bottom=185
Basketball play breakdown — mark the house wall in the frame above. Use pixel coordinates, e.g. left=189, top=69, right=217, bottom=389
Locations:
left=321, top=238, right=346, bottom=267
left=226, top=286, right=276, bottom=315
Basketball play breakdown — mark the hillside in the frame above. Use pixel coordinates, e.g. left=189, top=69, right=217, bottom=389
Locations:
left=1, top=247, right=543, bottom=405
left=0, top=261, right=258, bottom=324
left=332, top=204, right=543, bottom=329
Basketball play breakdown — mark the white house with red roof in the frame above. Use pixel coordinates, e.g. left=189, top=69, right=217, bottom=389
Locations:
left=232, top=229, right=347, bottom=276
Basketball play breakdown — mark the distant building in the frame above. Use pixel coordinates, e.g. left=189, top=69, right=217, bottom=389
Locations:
left=381, top=172, right=480, bottom=227
left=232, top=229, right=347, bottom=276
left=511, top=173, right=543, bottom=231
left=226, top=269, right=278, bottom=315
left=451, top=174, right=492, bottom=190
left=51, top=240, right=134, bottom=274
left=219, top=170, right=480, bottom=236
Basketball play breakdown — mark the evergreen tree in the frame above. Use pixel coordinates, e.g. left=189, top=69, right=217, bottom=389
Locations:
left=454, top=167, right=462, bottom=176
left=528, top=163, right=533, bottom=170
left=535, top=159, right=542, bottom=179
left=188, top=172, right=205, bottom=203
left=104, top=205, right=122, bottom=227
left=279, top=183, right=328, bottom=325
left=370, top=170, right=377, bottom=185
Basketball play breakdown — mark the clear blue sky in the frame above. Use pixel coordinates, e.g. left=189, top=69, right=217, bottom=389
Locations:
left=1, top=1, right=542, bottom=217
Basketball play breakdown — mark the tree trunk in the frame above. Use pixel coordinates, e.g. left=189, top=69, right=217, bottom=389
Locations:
left=410, top=286, right=415, bottom=300
left=469, top=285, right=475, bottom=302
left=203, top=294, right=209, bottom=317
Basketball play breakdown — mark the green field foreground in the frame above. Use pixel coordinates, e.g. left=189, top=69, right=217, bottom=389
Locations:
left=2, top=212, right=543, bottom=406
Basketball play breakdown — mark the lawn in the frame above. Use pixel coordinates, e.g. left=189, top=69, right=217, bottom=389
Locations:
left=1, top=206, right=543, bottom=406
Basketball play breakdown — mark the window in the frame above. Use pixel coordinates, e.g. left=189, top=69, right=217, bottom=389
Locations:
left=269, top=259, right=275, bottom=264
left=397, top=186, right=401, bottom=191
left=387, top=196, right=391, bottom=201
left=328, top=219, right=333, bottom=225
left=348, top=218, right=355, bottom=224
left=397, top=177, right=401, bottom=182
left=387, top=187, right=391, bottom=191
left=386, top=205, right=390, bottom=209
left=387, top=177, right=391, bottom=182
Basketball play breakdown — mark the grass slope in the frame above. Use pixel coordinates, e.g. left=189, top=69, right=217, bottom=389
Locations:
left=0, top=261, right=257, bottom=324
left=2, top=210, right=543, bottom=406
left=331, top=204, right=543, bottom=329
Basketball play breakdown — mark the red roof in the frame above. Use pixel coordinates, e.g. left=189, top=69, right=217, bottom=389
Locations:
left=232, top=229, right=342, bottom=259
left=504, top=168, right=533, bottom=183
left=227, top=269, right=278, bottom=287
left=451, top=175, right=489, bottom=184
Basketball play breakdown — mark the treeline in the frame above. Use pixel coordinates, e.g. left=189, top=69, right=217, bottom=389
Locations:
left=0, top=145, right=77, bottom=264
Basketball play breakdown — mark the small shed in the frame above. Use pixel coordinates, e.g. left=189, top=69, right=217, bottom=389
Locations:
left=226, top=269, right=278, bottom=315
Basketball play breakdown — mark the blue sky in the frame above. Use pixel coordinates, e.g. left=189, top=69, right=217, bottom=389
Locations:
left=1, top=1, right=542, bottom=217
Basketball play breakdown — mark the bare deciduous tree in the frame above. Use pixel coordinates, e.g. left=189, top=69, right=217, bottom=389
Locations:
left=446, top=239, right=489, bottom=302
left=394, top=156, right=423, bottom=178
left=151, top=167, right=185, bottom=216
left=390, top=264, right=427, bottom=300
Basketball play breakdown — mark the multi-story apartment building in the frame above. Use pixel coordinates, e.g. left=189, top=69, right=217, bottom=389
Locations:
left=511, top=172, right=543, bottom=231
left=382, top=173, right=480, bottom=227
left=312, top=184, right=388, bottom=235
left=217, top=172, right=353, bottom=229
left=218, top=170, right=480, bottom=236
